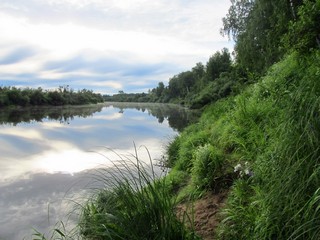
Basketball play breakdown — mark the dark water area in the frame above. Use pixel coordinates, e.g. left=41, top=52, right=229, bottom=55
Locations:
left=0, top=102, right=198, bottom=240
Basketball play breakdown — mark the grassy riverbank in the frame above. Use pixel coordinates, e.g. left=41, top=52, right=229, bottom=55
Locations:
left=166, top=50, right=320, bottom=239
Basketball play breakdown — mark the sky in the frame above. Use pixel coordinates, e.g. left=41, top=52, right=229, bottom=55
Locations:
left=0, top=0, right=233, bottom=95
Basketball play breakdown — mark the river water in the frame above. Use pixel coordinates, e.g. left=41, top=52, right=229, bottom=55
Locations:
left=0, top=102, right=197, bottom=240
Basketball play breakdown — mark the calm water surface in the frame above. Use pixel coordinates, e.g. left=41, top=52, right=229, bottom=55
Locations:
left=0, top=102, right=198, bottom=240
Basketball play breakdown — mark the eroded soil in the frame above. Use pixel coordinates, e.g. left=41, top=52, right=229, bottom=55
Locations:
left=176, top=190, right=228, bottom=240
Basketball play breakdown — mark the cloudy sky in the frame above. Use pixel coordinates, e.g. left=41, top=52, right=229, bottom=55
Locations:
left=0, top=0, right=233, bottom=94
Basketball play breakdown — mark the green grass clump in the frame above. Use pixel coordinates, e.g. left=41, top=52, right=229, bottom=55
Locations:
left=191, top=144, right=225, bottom=190
left=79, top=149, right=200, bottom=240
left=172, top=126, right=210, bottom=172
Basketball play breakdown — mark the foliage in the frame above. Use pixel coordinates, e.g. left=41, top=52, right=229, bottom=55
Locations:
left=221, top=0, right=254, bottom=40
left=166, top=136, right=181, bottom=168
left=222, top=0, right=297, bottom=74
left=105, top=48, right=237, bottom=108
left=284, top=0, right=320, bottom=53
left=189, top=71, right=237, bottom=109
left=104, top=92, right=151, bottom=103
left=0, top=86, right=104, bottom=107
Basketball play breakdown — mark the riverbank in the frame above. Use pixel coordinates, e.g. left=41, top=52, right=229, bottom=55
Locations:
left=164, top=50, right=320, bottom=239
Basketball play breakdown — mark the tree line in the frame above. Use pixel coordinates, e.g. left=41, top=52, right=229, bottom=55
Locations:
left=0, top=86, right=104, bottom=107
left=105, top=48, right=239, bottom=109
left=106, top=0, right=320, bottom=109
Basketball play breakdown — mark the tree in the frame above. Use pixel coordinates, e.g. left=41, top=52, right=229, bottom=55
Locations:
left=192, top=62, right=206, bottom=91
left=206, top=48, right=232, bottom=82
left=221, top=0, right=255, bottom=40
left=29, top=88, right=47, bottom=105
left=192, top=62, right=205, bottom=80
left=222, top=0, right=296, bottom=74
left=284, top=0, right=320, bottom=53
left=155, top=82, right=165, bottom=98
left=47, top=91, right=65, bottom=105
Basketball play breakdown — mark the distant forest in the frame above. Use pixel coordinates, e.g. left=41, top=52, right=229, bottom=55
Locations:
left=105, top=0, right=320, bottom=109
left=104, top=48, right=237, bottom=109
left=0, top=85, right=104, bottom=107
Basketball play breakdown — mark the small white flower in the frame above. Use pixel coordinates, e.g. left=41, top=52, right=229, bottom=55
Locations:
left=234, top=163, right=242, bottom=172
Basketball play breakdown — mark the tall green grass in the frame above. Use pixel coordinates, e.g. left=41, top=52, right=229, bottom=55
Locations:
left=78, top=147, right=201, bottom=240
left=217, top=51, right=320, bottom=239
left=167, top=50, right=320, bottom=239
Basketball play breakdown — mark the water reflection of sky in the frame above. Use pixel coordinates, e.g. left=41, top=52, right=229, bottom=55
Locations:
left=0, top=105, right=175, bottom=179
left=0, top=104, right=179, bottom=240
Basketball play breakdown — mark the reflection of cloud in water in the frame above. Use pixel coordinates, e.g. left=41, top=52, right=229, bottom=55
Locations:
left=34, top=139, right=166, bottom=175
left=0, top=128, right=43, bottom=140
left=36, top=148, right=111, bottom=174
left=0, top=152, right=165, bottom=240
left=41, top=121, right=69, bottom=129
left=0, top=138, right=166, bottom=181
left=0, top=140, right=75, bottom=180
left=0, top=171, right=90, bottom=240
left=42, top=121, right=98, bottom=131
left=92, top=112, right=123, bottom=120
left=0, top=104, right=183, bottom=239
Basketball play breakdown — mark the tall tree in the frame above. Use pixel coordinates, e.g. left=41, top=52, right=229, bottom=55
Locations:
left=221, top=0, right=255, bottom=40
left=222, top=0, right=296, bottom=74
left=206, top=48, right=232, bottom=82
left=155, top=82, right=165, bottom=98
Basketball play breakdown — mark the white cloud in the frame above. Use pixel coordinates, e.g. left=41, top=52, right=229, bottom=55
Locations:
left=0, top=0, right=233, bottom=93
left=88, top=80, right=123, bottom=89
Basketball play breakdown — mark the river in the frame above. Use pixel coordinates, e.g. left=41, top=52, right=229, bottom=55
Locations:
left=0, top=102, right=198, bottom=240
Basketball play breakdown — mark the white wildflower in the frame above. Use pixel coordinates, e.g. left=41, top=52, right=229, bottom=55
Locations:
left=234, top=163, right=242, bottom=172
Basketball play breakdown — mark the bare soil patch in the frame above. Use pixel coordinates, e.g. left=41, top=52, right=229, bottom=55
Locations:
left=176, top=190, right=228, bottom=240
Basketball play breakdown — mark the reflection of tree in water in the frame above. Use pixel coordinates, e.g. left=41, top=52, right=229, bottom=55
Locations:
left=147, top=105, right=200, bottom=132
left=0, top=103, right=200, bottom=130
left=0, top=104, right=104, bottom=125
left=107, top=102, right=200, bottom=132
